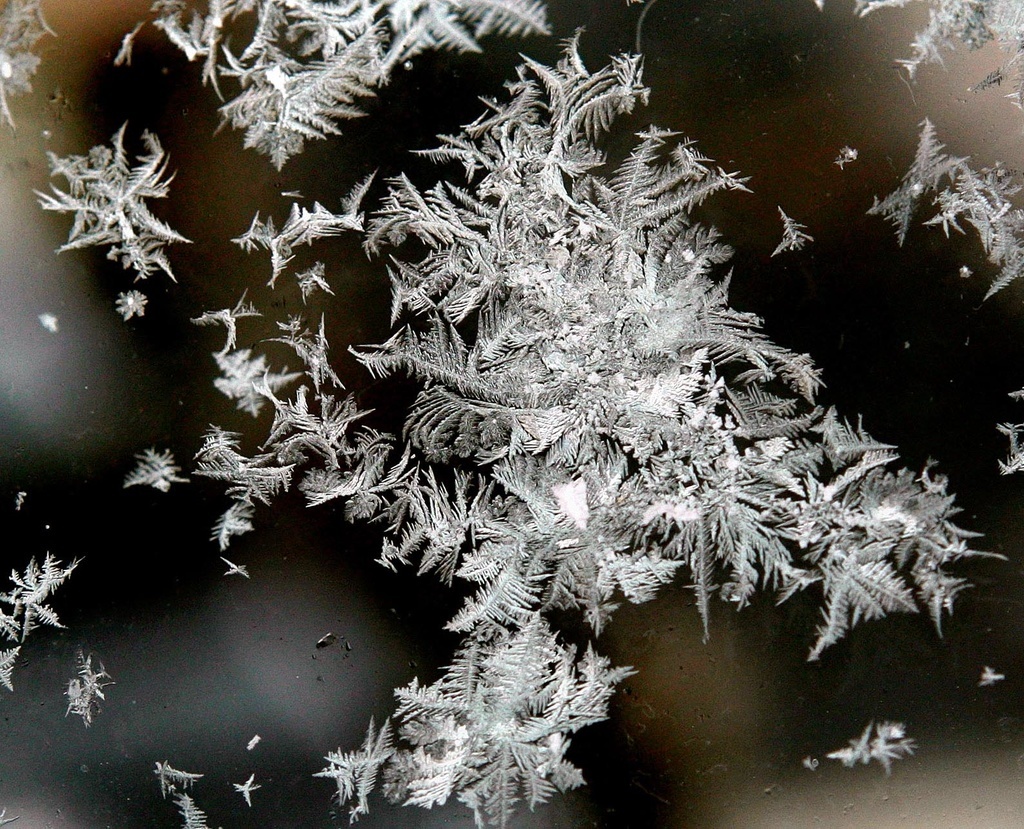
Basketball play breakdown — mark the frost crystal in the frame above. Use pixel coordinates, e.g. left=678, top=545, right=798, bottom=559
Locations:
left=173, top=792, right=210, bottom=829
left=317, top=620, right=629, bottom=826
left=998, top=420, right=1024, bottom=475
left=834, top=145, right=858, bottom=168
left=37, top=312, right=58, bottom=332
left=44, top=7, right=1000, bottom=826
left=827, top=720, right=916, bottom=774
left=357, top=38, right=978, bottom=664
left=219, top=556, right=249, bottom=578
left=65, top=649, right=114, bottom=727
left=233, top=174, right=374, bottom=286
left=855, top=1, right=1024, bottom=107
left=37, top=123, right=191, bottom=281
left=0, top=647, right=19, bottom=692
left=232, top=773, right=260, bottom=806
left=772, top=206, right=814, bottom=256
left=0, top=553, right=79, bottom=644
left=316, top=716, right=394, bottom=823
left=295, top=261, right=333, bottom=301
left=124, top=448, right=189, bottom=492
left=154, top=760, right=204, bottom=798
left=872, top=119, right=1024, bottom=300
left=115, top=289, right=148, bottom=320
left=212, top=348, right=301, bottom=417
left=297, top=38, right=981, bottom=824
left=191, top=293, right=261, bottom=357
left=211, top=500, right=255, bottom=550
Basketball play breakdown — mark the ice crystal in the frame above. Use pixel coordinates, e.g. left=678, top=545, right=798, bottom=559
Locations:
left=232, top=773, right=260, bottom=806
left=124, top=448, right=189, bottom=492
left=979, top=665, right=1005, bottom=686
left=115, top=289, right=148, bottom=320
left=65, top=649, right=114, bottom=727
left=826, top=720, right=916, bottom=774
left=300, top=38, right=983, bottom=824
left=37, top=124, right=191, bottom=281
left=0, top=553, right=79, bottom=644
left=773, top=206, right=814, bottom=256
left=154, top=760, right=204, bottom=798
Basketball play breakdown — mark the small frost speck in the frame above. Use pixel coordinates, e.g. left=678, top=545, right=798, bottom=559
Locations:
left=835, top=146, right=858, bottom=169
left=115, top=290, right=148, bottom=320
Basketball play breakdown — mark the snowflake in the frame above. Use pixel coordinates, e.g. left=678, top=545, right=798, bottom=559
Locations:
left=37, top=123, right=191, bottom=280
left=115, top=289, right=148, bottom=320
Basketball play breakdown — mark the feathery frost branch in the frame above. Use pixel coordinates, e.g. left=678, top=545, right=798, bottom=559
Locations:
left=0, top=553, right=79, bottom=645
left=124, top=448, right=189, bottom=492
left=854, top=0, right=1024, bottom=107
left=145, top=0, right=548, bottom=167
left=826, top=720, right=916, bottom=774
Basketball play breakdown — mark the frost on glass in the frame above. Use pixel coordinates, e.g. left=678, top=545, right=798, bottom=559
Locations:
left=818, top=0, right=1024, bottom=105
left=123, top=448, right=190, bottom=492
left=138, top=0, right=550, bottom=168
left=64, top=649, right=114, bottom=728
left=0, top=0, right=51, bottom=129
left=8, top=0, right=1021, bottom=826
left=826, top=720, right=917, bottom=774
left=207, top=35, right=982, bottom=824
left=869, top=119, right=1024, bottom=473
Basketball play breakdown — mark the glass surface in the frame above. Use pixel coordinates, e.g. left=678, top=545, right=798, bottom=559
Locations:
left=2, top=1, right=1023, bottom=827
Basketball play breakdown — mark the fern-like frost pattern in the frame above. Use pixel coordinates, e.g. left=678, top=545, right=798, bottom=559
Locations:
left=301, top=37, right=983, bottom=824
left=0, top=553, right=78, bottom=692
left=146, top=0, right=549, bottom=167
